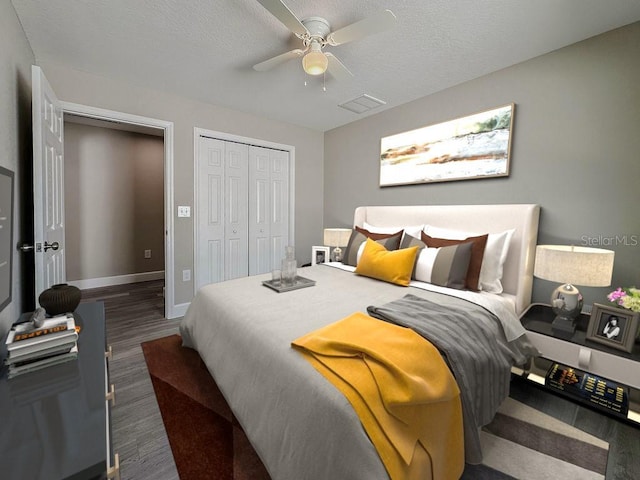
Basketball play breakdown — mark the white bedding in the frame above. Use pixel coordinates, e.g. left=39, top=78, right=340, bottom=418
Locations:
left=180, top=265, right=528, bottom=479
left=326, top=262, right=524, bottom=341
left=180, top=203, right=540, bottom=479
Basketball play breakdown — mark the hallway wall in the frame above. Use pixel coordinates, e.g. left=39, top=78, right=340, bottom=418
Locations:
left=64, top=122, right=164, bottom=286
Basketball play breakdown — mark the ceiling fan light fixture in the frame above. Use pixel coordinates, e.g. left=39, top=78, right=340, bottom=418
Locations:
left=302, top=43, right=328, bottom=75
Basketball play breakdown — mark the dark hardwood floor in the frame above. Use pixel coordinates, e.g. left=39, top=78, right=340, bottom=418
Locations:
left=83, top=280, right=639, bottom=480
left=81, top=280, right=180, bottom=480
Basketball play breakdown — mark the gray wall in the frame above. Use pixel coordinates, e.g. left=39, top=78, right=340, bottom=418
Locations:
left=38, top=61, right=325, bottom=307
left=324, top=22, right=640, bottom=307
left=4, top=2, right=637, bottom=318
left=0, top=2, right=35, bottom=336
left=64, top=122, right=165, bottom=281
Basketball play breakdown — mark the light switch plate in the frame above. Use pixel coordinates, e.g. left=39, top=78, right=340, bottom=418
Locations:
left=178, top=206, right=191, bottom=218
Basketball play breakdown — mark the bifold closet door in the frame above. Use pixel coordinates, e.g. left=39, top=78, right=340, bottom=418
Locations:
left=196, top=137, right=248, bottom=287
left=248, top=146, right=289, bottom=276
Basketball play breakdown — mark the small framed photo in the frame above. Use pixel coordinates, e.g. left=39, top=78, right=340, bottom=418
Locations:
left=311, top=246, right=330, bottom=265
left=586, top=303, right=639, bottom=353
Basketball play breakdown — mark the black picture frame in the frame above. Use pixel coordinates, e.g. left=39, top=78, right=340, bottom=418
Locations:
left=0, top=166, right=15, bottom=313
left=587, top=303, right=639, bottom=353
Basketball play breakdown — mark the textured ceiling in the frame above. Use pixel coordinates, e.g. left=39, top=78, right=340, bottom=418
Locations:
left=11, top=0, right=640, bottom=131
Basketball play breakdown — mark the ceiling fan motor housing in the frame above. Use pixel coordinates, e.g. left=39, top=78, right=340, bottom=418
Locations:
left=300, top=17, right=331, bottom=43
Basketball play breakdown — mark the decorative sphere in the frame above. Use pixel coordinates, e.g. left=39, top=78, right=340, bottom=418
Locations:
left=551, top=284, right=583, bottom=319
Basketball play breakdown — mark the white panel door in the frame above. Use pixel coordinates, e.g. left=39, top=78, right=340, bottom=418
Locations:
left=248, top=146, right=271, bottom=275
left=248, top=147, right=290, bottom=274
left=196, top=135, right=290, bottom=289
left=196, top=137, right=225, bottom=288
left=269, top=149, right=289, bottom=270
left=224, top=142, right=248, bottom=280
left=32, top=65, right=65, bottom=302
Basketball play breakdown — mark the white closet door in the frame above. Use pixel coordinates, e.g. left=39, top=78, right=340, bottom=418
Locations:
left=268, top=149, right=289, bottom=270
left=196, top=138, right=225, bottom=287
left=196, top=135, right=290, bottom=289
left=248, top=146, right=290, bottom=275
left=224, top=142, right=249, bottom=280
left=248, top=146, right=271, bottom=275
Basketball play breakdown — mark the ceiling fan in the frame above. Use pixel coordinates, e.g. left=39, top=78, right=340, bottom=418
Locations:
left=253, top=0, right=396, bottom=79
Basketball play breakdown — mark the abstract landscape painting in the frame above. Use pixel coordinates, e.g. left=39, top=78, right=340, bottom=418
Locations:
left=380, top=104, right=514, bottom=186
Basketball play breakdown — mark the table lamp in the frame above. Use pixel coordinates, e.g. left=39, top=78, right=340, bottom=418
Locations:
left=323, top=228, right=352, bottom=262
left=534, top=245, right=615, bottom=334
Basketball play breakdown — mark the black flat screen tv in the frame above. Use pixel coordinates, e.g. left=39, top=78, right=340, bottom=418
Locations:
left=0, top=166, right=14, bottom=313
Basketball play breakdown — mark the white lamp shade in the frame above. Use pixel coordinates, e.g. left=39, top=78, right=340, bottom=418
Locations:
left=324, top=228, right=352, bottom=247
left=533, top=245, right=615, bottom=287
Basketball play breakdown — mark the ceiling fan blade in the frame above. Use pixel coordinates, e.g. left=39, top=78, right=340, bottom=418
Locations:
left=327, top=9, right=397, bottom=46
left=256, top=0, right=308, bottom=36
left=325, top=53, right=353, bottom=80
left=253, top=49, right=305, bottom=72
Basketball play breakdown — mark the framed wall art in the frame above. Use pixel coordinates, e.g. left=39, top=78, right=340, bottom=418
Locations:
left=380, top=104, right=515, bottom=186
left=0, top=166, right=14, bottom=313
left=586, top=303, right=639, bottom=353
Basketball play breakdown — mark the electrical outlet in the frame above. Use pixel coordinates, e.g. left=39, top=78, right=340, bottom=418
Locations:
left=182, top=269, right=191, bottom=282
left=144, top=249, right=151, bottom=259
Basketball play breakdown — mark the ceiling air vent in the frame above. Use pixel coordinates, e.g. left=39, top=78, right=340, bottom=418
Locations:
left=338, top=94, right=386, bottom=114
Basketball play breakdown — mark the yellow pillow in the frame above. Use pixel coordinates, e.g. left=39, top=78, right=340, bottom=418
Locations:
left=355, top=238, right=420, bottom=286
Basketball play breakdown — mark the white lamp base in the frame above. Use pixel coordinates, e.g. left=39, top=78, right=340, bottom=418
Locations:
left=331, top=246, right=343, bottom=262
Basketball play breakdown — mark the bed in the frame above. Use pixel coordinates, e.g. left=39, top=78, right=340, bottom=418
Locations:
left=180, top=204, right=540, bottom=480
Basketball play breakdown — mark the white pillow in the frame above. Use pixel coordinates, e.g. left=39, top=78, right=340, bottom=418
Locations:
left=423, top=225, right=515, bottom=293
left=363, top=222, right=424, bottom=242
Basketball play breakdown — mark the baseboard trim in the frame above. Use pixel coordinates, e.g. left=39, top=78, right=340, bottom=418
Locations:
left=170, top=302, right=190, bottom=319
left=69, top=271, right=165, bottom=290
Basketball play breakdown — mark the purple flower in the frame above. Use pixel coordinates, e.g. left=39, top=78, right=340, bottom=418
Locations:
left=607, top=287, right=626, bottom=303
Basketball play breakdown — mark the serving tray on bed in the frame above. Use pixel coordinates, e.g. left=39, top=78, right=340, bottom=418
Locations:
left=262, top=276, right=316, bottom=293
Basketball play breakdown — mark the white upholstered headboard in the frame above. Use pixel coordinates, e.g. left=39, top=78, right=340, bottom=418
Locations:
left=353, top=204, right=540, bottom=315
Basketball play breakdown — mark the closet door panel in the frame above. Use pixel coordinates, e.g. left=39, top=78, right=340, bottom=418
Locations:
left=197, top=136, right=290, bottom=287
left=196, top=138, right=225, bottom=288
left=270, top=149, right=290, bottom=270
left=224, top=142, right=249, bottom=280
left=249, top=146, right=271, bottom=275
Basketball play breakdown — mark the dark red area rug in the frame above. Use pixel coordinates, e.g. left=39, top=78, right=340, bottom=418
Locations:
left=142, top=335, right=609, bottom=480
left=141, top=334, right=271, bottom=480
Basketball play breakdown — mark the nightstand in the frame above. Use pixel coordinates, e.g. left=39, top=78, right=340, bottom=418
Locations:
left=515, top=303, right=640, bottom=424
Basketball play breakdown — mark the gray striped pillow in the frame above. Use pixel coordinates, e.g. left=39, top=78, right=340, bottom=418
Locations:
left=342, top=228, right=403, bottom=267
left=413, top=241, right=473, bottom=290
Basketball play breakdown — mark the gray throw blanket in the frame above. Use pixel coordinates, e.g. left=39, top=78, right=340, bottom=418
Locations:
left=367, top=293, right=536, bottom=464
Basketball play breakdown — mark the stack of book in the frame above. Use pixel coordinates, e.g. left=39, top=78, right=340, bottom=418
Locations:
left=4, top=314, right=79, bottom=379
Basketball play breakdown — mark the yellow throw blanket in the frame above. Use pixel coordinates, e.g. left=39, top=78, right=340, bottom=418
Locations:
left=292, top=312, right=464, bottom=480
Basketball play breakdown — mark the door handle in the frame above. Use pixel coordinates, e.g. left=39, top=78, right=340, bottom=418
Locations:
left=18, top=243, right=34, bottom=252
left=44, top=241, right=60, bottom=252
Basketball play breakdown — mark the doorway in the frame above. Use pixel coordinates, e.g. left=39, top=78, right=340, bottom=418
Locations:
left=64, top=116, right=164, bottom=288
left=61, top=102, right=177, bottom=318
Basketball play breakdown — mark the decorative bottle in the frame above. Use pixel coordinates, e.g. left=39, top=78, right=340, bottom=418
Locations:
left=281, top=246, right=297, bottom=286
